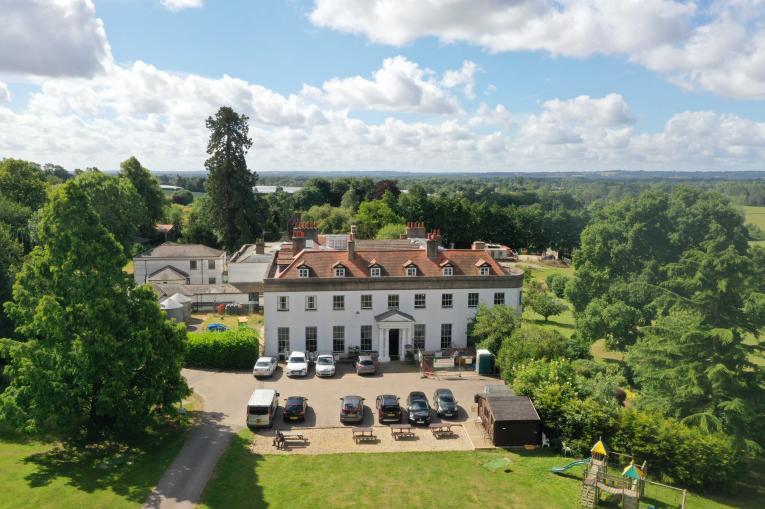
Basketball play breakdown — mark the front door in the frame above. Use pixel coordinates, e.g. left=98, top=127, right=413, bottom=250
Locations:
left=389, top=329, right=400, bottom=360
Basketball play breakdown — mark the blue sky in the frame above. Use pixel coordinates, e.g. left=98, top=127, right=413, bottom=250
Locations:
left=1, top=0, right=765, bottom=171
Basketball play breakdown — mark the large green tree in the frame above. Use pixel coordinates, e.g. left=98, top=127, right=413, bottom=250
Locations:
left=120, top=156, right=167, bottom=235
left=0, top=158, right=48, bottom=211
left=204, top=107, right=262, bottom=251
left=467, top=304, right=520, bottom=355
left=0, top=224, right=23, bottom=336
left=0, top=180, right=188, bottom=438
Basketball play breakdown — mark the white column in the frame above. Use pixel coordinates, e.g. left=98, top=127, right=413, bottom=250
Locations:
left=379, top=327, right=390, bottom=362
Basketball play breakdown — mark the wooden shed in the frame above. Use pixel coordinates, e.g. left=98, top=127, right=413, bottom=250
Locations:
left=476, top=394, right=542, bottom=447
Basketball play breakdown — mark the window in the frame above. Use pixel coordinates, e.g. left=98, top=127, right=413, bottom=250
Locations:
left=494, top=292, right=505, bottom=305
left=360, top=325, right=372, bottom=351
left=414, top=324, right=426, bottom=350
left=332, top=326, right=345, bottom=352
left=406, top=266, right=417, bottom=277
left=441, top=293, right=453, bottom=308
left=442, top=266, right=453, bottom=276
left=333, top=295, right=345, bottom=310
left=298, top=267, right=310, bottom=278
left=248, top=292, right=258, bottom=302
left=468, top=292, right=479, bottom=308
left=479, top=265, right=490, bottom=276
left=370, top=266, right=381, bottom=277
left=334, top=266, right=346, bottom=277
left=388, top=294, right=399, bottom=309
left=208, top=277, right=216, bottom=284
left=277, top=296, right=289, bottom=311
left=277, top=327, right=290, bottom=353
left=305, top=295, right=317, bottom=311
left=190, top=260, right=197, bottom=270
left=360, top=294, right=373, bottom=310
left=440, top=324, right=452, bottom=350
left=305, top=326, right=317, bottom=352
left=414, top=293, right=426, bottom=309
left=208, top=259, right=216, bottom=270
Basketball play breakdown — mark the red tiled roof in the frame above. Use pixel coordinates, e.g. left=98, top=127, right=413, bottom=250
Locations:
left=276, top=248, right=505, bottom=279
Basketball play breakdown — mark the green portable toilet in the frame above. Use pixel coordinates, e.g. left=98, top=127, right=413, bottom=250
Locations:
left=476, top=349, right=494, bottom=375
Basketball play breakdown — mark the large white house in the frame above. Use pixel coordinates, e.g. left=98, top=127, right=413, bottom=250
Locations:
left=263, top=224, right=523, bottom=361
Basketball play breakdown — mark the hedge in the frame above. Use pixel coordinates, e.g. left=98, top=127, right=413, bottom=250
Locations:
left=185, top=328, right=259, bottom=369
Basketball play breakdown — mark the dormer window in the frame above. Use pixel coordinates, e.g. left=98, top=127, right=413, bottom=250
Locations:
left=406, top=266, right=417, bottom=277
left=442, top=266, right=454, bottom=276
left=479, top=265, right=490, bottom=276
left=298, top=267, right=310, bottom=278
left=334, top=266, right=346, bottom=277
left=371, top=267, right=381, bottom=277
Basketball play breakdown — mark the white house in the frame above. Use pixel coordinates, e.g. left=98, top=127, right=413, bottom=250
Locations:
left=263, top=225, right=523, bottom=361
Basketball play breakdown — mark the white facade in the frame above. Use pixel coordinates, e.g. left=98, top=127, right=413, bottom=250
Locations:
left=134, top=255, right=226, bottom=285
left=264, top=286, right=521, bottom=361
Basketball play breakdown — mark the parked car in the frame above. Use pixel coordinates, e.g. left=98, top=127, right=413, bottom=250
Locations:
left=286, top=351, right=308, bottom=377
left=246, top=389, right=279, bottom=428
left=207, top=323, right=229, bottom=332
left=339, top=395, right=365, bottom=423
left=355, top=355, right=376, bottom=375
left=315, top=353, right=336, bottom=377
left=375, top=394, right=402, bottom=424
left=252, top=356, right=278, bottom=377
left=406, top=391, right=431, bottom=425
left=433, top=388, right=459, bottom=418
left=282, top=396, right=308, bottom=422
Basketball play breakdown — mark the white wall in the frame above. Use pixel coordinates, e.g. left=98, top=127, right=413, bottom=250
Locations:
left=263, top=287, right=521, bottom=356
left=133, top=256, right=225, bottom=285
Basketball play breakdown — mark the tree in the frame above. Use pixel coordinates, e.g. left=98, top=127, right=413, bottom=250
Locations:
left=496, top=324, right=567, bottom=378
left=467, top=304, right=520, bottom=355
left=42, top=163, right=72, bottom=182
left=375, top=223, right=406, bottom=240
left=354, top=200, right=403, bottom=238
left=204, top=107, right=262, bottom=251
left=301, top=204, right=352, bottom=234
left=120, top=156, right=167, bottom=235
left=545, top=273, right=570, bottom=298
left=171, top=189, right=194, bottom=206
left=0, top=158, right=48, bottom=211
left=526, top=288, right=567, bottom=322
left=0, top=180, right=188, bottom=438
left=370, top=179, right=400, bottom=200
left=0, top=223, right=22, bottom=336
left=182, top=196, right=219, bottom=247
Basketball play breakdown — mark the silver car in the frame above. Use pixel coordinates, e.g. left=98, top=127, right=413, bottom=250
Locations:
left=355, top=355, right=376, bottom=375
left=252, top=356, right=278, bottom=377
left=315, top=353, right=336, bottom=377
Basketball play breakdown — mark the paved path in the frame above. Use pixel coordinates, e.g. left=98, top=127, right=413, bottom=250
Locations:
left=143, top=369, right=258, bottom=509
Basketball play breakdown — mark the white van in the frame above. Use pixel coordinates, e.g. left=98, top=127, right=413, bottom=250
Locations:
left=246, top=389, right=280, bottom=428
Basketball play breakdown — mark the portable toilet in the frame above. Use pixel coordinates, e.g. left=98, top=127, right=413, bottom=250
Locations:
left=160, top=297, right=185, bottom=323
left=476, top=349, right=495, bottom=375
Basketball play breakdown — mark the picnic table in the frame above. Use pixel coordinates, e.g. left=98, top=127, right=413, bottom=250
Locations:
left=272, top=430, right=307, bottom=449
left=429, top=423, right=457, bottom=438
left=352, top=427, right=376, bottom=443
left=390, top=424, right=415, bottom=440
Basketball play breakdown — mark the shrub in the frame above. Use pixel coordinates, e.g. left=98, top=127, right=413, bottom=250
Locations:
left=185, top=328, right=259, bottom=369
left=545, top=273, right=571, bottom=298
left=171, top=189, right=194, bottom=205
left=496, top=324, right=567, bottom=380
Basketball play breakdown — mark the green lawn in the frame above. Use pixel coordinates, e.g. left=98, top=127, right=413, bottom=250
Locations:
left=190, top=312, right=263, bottom=333
left=739, top=205, right=765, bottom=229
left=200, top=430, right=755, bottom=509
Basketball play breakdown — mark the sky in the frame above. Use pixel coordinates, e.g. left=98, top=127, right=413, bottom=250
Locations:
left=1, top=0, right=765, bottom=172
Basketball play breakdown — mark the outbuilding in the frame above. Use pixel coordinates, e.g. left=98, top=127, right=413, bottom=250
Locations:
left=160, top=297, right=185, bottom=323
left=476, top=393, right=542, bottom=447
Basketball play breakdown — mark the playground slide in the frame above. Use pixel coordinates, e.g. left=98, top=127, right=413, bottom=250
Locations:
left=550, top=458, right=591, bottom=473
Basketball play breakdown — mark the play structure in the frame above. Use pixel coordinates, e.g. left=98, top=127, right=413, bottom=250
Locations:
left=551, top=439, right=687, bottom=509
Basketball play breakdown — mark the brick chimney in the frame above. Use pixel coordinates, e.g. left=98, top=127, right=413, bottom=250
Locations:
left=255, top=239, right=265, bottom=254
left=348, top=231, right=356, bottom=260
left=294, top=222, right=318, bottom=243
left=426, top=229, right=441, bottom=259
left=292, top=230, right=306, bottom=253
left=472, top=240, right=486, bottom=251
left=406, top=222, right=426, bottom=239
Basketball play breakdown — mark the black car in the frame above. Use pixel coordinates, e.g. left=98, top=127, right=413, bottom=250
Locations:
left=406, top=391, right=431, bottom=425
left=340, top=395, right=365, bottom=424
left=283, top=396, right=308, bottom=422
left=375, top=394, right=402, bottom=424
left=433, top=388, right=459, bottom=418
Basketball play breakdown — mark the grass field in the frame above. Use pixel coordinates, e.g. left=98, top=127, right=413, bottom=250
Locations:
left=0, top=393, right=200, bottom=509
left=189, top=312, right=264, bottom=333
left=199, top=430, right=756, bottom=509
left=740, top=205, right=765, bottom=229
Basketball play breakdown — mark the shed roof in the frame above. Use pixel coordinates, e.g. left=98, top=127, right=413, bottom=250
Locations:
left=483, top=395, right=540, bottom=422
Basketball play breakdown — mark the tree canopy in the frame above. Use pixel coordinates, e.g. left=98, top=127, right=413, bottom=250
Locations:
left=0, top=159, right=48, bottom=211
left=120, top=156, right=167, bottom=235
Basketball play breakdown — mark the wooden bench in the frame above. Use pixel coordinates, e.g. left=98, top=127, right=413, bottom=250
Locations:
left=429, top=423, right=456, bottom=438
left=272, top=431, right=307, bottom=449
left=352, top=427, right=376, bottom=443
left=390, top=424, right=415, bottom=440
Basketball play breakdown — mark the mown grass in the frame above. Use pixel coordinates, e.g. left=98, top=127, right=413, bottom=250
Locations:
left=0, top=393, right=201, bottom=509
left=189, top=312, right=264, bottom=334
left=199, top=430, right=756, bottom=509
left=740, top=205, right=765, bottom=229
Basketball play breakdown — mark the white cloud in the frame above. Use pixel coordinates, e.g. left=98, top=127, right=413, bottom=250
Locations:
left=0, top=82, right=10, bottom=105
left=301, top=56, right=462, bottom=114
left=161, top=0, right=203, bottom=11
left=309, top=0, right=765, bottom=100
left=0, top=0, right=111, bottom=77
left=441, top=60, right=480, bottom=99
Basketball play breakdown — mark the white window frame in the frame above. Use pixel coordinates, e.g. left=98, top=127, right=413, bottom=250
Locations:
left=333, top=295, right=345, bottom=310
left=334, top=266, right=346, bottom=278
left=479, top=265, right=490, bottom=276
left=406, top=266, right=417, bottom=277
left=414, top=293, right=426, bottom=309
left=494, top=292, right=505, bottom=305
left=360, top=325, right=372, bottom=351
left=298, top=267, right=310, bottom=278
left=440, top=323, right=452, bottom=350
left=441, top=293, right=453, bottom=309
left=414, top=324, right=426, bottom=350
left=332, top=326, right=345, bottom=353
left=305, top=326, right=317, bottom=352
left=468, top=292, right=479, bottom=308
left=305, top=295, right=317, bottom=311
left=370, top=266, right=381, bottom=277
left=277, top=296, right=289, bottom=311
left=277, top=327, right=290, bottom=353
left=442, top=266, right=454, bottom=276
left=388, top=294, right=399, bottom=309
left=360, top=294, right=373, bottom=310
